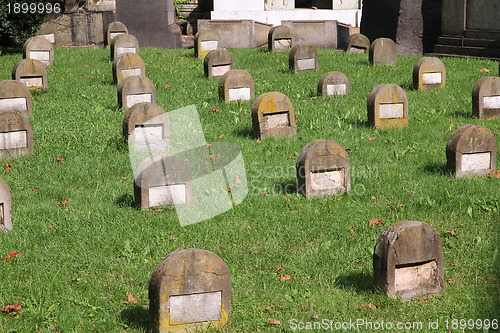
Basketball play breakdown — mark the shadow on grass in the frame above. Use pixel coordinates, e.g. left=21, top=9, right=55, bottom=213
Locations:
left=422, top=162, right=447, bottom=175
left=116, top=194, right=135, bottom=208
left=234, top=126, right=254, bottom=139
left=452, top=109, right=473, bottom=118
left=271, top=180, right=297, bottom=195
left=335, top=271, right=375, bottom=294
left=349, top=119, right=369, bottom=128
left=120, top=306, right=149, bottom=331
left=400, top=82, right=414, bottom=91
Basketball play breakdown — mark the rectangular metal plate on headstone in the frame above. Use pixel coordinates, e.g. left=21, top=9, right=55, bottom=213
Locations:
left=228, top=87, right=251, bottom=101
left=297, top=58, right=315, bottom=70
left=310, top=169, right=344, bottom=191
left=379, top=103, right=404, bottom=119
left=262, top=112, right=290, bottom=129
left=110, top=32, right=125, bottom=40
left=169, top=291, right=222, bottom=325
left=394, top=260, right=437, bottom=293
left=40, top=34, right=55, bottom=43
left=461, top=152, right=491, bottom=172
left=20, top=77, right=43, bottom=88
left=274, top=39, right=291, bottom=49
left=133, top=124, right=163, bottom=145
left=116, top=47, right=137, bottom=57
left=121, top=68, right=142, bottom=79
left=211, top=64, right=232, bottom=77
left=483, top=95, right=500, bottom=109
left=422, top=72, right=442, bottom=85
left=200, top=40, right=218, bottom=51
left=326, top=84, right=347, bottom=96
left=0, top=130, right=28, bottom=150
left=126, top=93, right=152, bottom=108
left=149, top=184, right=186, bottom=206
left=0, top=98, right=27, bottom=111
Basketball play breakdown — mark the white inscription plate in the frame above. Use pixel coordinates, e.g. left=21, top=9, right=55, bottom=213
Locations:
left=170, top=291, right=222, bottom=324
left=116, top=47, right=136, bottom=57
left=110, top=32, right=125, bottom=40
left=274, top=39, right=291, bottom=49
left=422, top=72, right=442, bottom=85
left=30, top=51, right=50, bottom=65
left=395, top=260, right=437, bottom=292
left=0, top=131, right=28, bottom=150
left=211, top=64, right=232, bottom=77
left=326, top=84, right=347, bottom=96
left=20, top=77, right=43, bottom=88
left=0, top=98, right=27, bottom=111
left=349, top=46, right=366, bottom=53
left=133, top=125, right=163, bottom=145
left=40, top=34, right=55, bottom=43
left=126, top=93, right=152, bottom=108
left=228, top=87, right=251, bottom=101
left=310, top=170, right=344, bottom=191
left=200, top=40, right=218, bottom=51
left=379, top=103, right=404, bottom=119
left=461, top=152, right=491, bottom=172
left=121, top=68, right=142, bottom=79
left=149, top=184, right=186, bottom=206
left=262, top=112, right=289, bottom=129
left=483, top=95, right=500, bottom=109
left=297, top=58, right=315, bottom=71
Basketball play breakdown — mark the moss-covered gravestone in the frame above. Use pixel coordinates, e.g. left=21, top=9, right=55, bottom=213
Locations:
left=23, top=36, right=54, bottom=67
left=369, top=38, right=397, bottom=66
left=289, top=45, right=318, bottom=73
left=118, top=75, right=156, bottom=109
left=317, top=72, right=350, bottom=98
left=0, top=80, right=32, bottom=118
left=367, top=84, right=408, bottom=129
left=0, top=178, right=12, bottom=232
left=12, top=59, right=48, bottom=90
left=204, top=49, right=235, bottom=79
left=413, top=57, right=446, bottom=91
left=373, top=221, right=444, bottom=301
left=472, top=76, right=500, bottom=119
left=194, top=29, right=220, bottom=59
left=112, top=53, right=146, bottom=85
left=252, top=92, right=296, bottom=140
left=0, top=110, right=34, bottom=158
left=343, top=33, right=370, bottom=53
left=218, top=70, right=254, bottom=103
left=106, top=21, right=128, bottom=47
left=123, top=103, right=169, bottom=151
left=149, top=248, right=231, bottom=333
left=268, top=25, right=293, bottom=53
left=111, top=34, right=139, bottom=61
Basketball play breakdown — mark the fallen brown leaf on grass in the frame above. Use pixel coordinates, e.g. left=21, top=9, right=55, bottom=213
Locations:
left=368, top=137, right=377, bottom=142
left=5, top=164, right=11, bottom=172
left=349, top=227, right=355, bottom=233
left=369, top=219, right=384, bottom=226
left=275, top=265, right=282, bottom=275
left=164, top=84, right=172, bottom=89
left=290, top=211, right=298, bottom=214
left=218, top=133, right=224, bottom=139
left=268, top=318, right=281, bottom=325
left=5, top=251, right=21, bottom=261
left=265, top=306, right=272, bottom=311
left=487, top=115, right=496, bottom=120
left=443, top=229, right=457, bottom=237
left=280, top=274, right=291, bottom=282
left=359, top=303, right=377, bottom=310
left=487, top=170, right=500, bottom=178
left=287, top=155, right=295, bottom=159
left=283, top=196, right=291, bottom=202
left=209, top=107, right=221, bottom=113
left=61, top=200, right=68, bottom=206
left=124, top=292, right=138, bottom=304
left=480, top=68, right=491, bottom=72
left=371, top=195, right=376, bottom=201
left=32, top=187, right=38, bottom=193
left=2, top=303, right=22, bottom=315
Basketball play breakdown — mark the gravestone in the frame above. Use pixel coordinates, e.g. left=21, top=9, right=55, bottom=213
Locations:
left=252, top=92, right=296, bottom=140
left=35, top=24, right=57, bottom=45
left=218, top=70, right=254, bottom=103
left=0, top=80, right=33, bottom=118
left=289, top=45, right=318, bottom=73
left=23, top=36, right=54, bottom=67
left=134, top=154, right=193, bottom=209
left=197, top=19, right=272, bottom=48
left=194, top=29, right=221, bottom=59
left=373, top=220, right=444, bottom=301
left=446, top=124, right=497, bottom=178
left=413, top=57, right=446, bottom=91
left=11, top=59, right=48, bottom=90
left=112, top=53, right=146, bottom=85
left=110, top=34, right=139, bottom=61
left=296, top=139, right=351, bottom=198
left=317, top=72, right=350, bottom=98
left=0, top=111, right=34, bottom=158
left=281, top=20, right=342, bottom=49
left=268, top=26, right=293, bottom=53
left=0, top=178, right=12, bottom=232
left=117, top=76, right=156, bottom=110
left=149, top=248, right=231, bottom=333
left=204, top=49, right=235, bottom=79
left=343, top=33, right=370, bottom=53
left=472, top=76, right=500, bottom=119
left=123, top=103, right=169, bottom=149
left=369, top=38, right=397, bottom=66
left=106, top=21, right=128, bottom=47
left=367, top=84, right=408, bottom=129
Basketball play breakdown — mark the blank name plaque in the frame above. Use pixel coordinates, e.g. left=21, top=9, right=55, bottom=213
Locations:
left=20, top=76, right=43, bottom=88
left=274, top=39, right=291, bottom=49
left=149, top=184, right=186, bottom=206
left=200, top=40, right=218, bottom=51
left=310, top=169, right=344, bottom=191
left=116, top=47, right=136, bottom=56
left=0, top=131, right=28, bottom=150
left=326, top=84, right=347, bottom=96
left=297, top=58, right=315, bottom=71
left=422, top=72, right=442, bottom=85
left=461, top=152, right=491, bottom=172
left=228, top=87, right=251, bottom=101
left=110, top=32, right=125, bottom=40
left=40, top=34, right=55, bottom=43
left=349, top=46, right=365, bottom=53
left=395, top=260, right=437, bottom=294
left=0, top=98, right=27, bottom=111
left=126, top=93, right=152, bottom=107
left=483, top=95, right=500, bottom=109
left=379, top=103, right=404, bottom=119
left=30, top=51, right=50, bottom=65
left=133, top=124, right=163, bottom=145
left=262, top=112, right=289, bottom=129
left=169, top=291, right=222, bottom=325
left=121, top=68, right=142, bottom=79
left=211, top=64, right=232, bottom=77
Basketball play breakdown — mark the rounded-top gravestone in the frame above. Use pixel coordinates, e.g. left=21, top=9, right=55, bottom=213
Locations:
left=369, top=38, right=397, bottom=66
left=268, top=25, right=293, bottom=53
left=317, top=72, right=350, bottom=98
left=0, top=80, right=32, bottom=118
left=12, top=59, right=48, bottom=90
left=123, top=103, right=169, bottom=151
left=343, top=33, right=370, bottom=53
left=23, top=36, right=54, bottom=67
left=0, top=110, right=34, bottom=158
left=112, top=53, right=146, bottom=85
left=289, top=45, right=318, bottom=73
left=472, top=76, right=500, bottom=119
left=367, top=84, right=408, bottom=129
left=204, top=49, right=235, bottom=79
left=218, top=69, right=255, bottom=103
left=118, top=75, right=156, bottom=110
left=110, top=34, right=139, bottom=61
left=252, top=92, right=296, bottom=140
left=194, top=28, right=221, bottom=59
left=106, top=21, right=128, bottom=47
left=413, top=57, right=446, bottom=91
left=0, top=177, right=12, bottom=232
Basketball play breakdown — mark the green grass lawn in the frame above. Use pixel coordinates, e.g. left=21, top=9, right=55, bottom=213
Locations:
left=0, top=46, right=499, bottom=332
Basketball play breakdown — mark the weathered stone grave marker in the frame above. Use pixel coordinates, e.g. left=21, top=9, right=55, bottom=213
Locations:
left=373, top=221, right=444, bottom=301
left=204, top=49, right=235, bottom=79
left=317, top=72, right=350, bottom=98
left=268, top=25, right=293, bottom=53
left=123, top=103, right=169, bottom=150
left=367, top=84, right=408, bottom=129
left=472, top=76, right=500, bottom=119
left=413, top=57, right=446, bottom=91
left=0, top=178, right=12, bottom=232
left=218, top=70, right=254, bottom=103
left=106, top=21, right=128, bottom=47
left=195, top=28, right=221, bottom=59
left=289, top=45, right=318, bottom=73
left=23, top=36, right=54, bottom=67
left=118, top=76, right=156, bottom=110
left=252, top=92, right=296, bottom=140
left=344, top=33, right=370, bottom=53
left=446, top=124, right=497, bottom=178
left=111, top=34, right=139, bottom=61
left=112, top=53, right=146, bottom=85
left=0, top=111, right=34, bottom=158
left=369, top=38, right=397, bottom=66
left=297, top=139, right=350, bottom=198
left=149, top=248, right=231, bottom=332
left=0, top=80, right=32, bottom=118
left=36, top=24, right=57, bottom=45
left=12, top=59, right=48, bottom=90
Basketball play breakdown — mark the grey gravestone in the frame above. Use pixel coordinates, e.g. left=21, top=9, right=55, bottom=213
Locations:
left=197, top=19, right=272, bottom=49
left=252, top=92, right=296, bottom=140
left=369, top=38, right=397, bottom=66
left=11, top=59, right=48, bottom=90
left=111, top=34, right=139, bottom=61
left=106, top=21, right=128, bottom=47
left=112, top=53, right=146, bottom=85
left=373, top=221, right=444, bottom=301
left=0, top=178, right=12, bottom=232
left=0, top=111, right=34, bottom=158
left=204, top=49, right=235, bottom=79
left=268, top=26, right=293, bottom=53
left=149, top=248, right=231, bottom=332
left=446, top=124, right=497, bottom=178
left=123, top=103, right=168, bottom=148
left=289, top=45, right=318, bottom=73
left=218, top=70, right=254, bottom=103
left=115, top=0, right=181, bottom=48
left=118, top=76, right=156, bottom=110
left=282, top=20, right=339, bottom=49
left=472, top=76, right=500, bottom=119
left=297, top=139, right=351, bottom=198
left=35, top=24, right=57, bottom=45
left=413, top=57, right=446, bottom=91
left=72, top=14, right=89, bottom=46
left=0, top=80, right=32, bottom=118
left=23, top=37, right=54, bottom=67
left=194, top=29, right=220, bottom=59
left=367, top=84, right=408, bottom=129
left=343, top=33, right=370, bottom=53
left=317, top=72, right=350, bottom=98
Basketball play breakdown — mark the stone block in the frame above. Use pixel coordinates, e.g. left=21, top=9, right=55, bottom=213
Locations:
left=0, top=177, right=12, bottom=232
left=297, top=139, right=350, bottom=198
left=204, top=49, right=235, bottom=79
left=317, top=72, right=350, bottom=98
left=413, top=57, right=446, bottom=91
left=106, top=21, right=128, bottom=47
left=472, top=76, right=500, bottom=119
left=268, top=26, right=293, bottom=53
left=197, top=19, right=272, bottom=48
left=369, top=38, right=397, bottom=66
left=195, top=29, right=220, bottom=59
left=36, top=24, right=57, bottom=46
left=218, top=70, right=254, bottom=103
left=123, top=103, right=169, bottom=150
left=0, top=111, right=34, bottom=158
left=281, top=20, right=338, bottom=49
left=367, top=84, right=408, bottom=129
left=289, top=45, right=318, bottom=73
left=344, top=33, right=370, bottom=53
left=446, top=124, right=497, bottom=178
left=71, top=13, right=89, bottom=46
left=23, top=37, right=54, bottom=67
left=11, top=59, right=48, bottom=91
left=112, top=53, right=145, bottom=85
left=252, top=92, right=296, bottom=140
left=117, top=76, right=156, bottom=110
left=0, top=80, right=32, bottom=118
left=373, top=221, right=444, bottom=301
left=110, top=34, right=139, bottom=61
